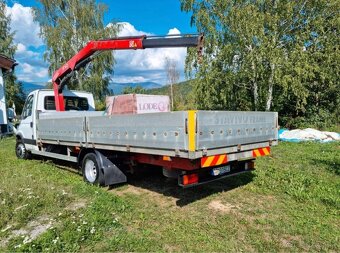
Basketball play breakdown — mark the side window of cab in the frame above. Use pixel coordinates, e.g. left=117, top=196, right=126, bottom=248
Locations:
left=22, top=95, right=34, bottom=119
left=44, top=96, right=89, bottom=111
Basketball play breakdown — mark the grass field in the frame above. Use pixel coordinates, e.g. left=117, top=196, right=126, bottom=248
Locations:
left=0, top=137, right=339, bottom=252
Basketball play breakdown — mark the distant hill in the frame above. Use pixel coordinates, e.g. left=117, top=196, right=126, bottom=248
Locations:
left=109, top=82, right=163, bottom=94
left=147, top=80, right=192, bottom=96
left=21, top=81, right=163, bottom=95
left=21, top=80, right=193, bottom=100
left=21, top=81, right=46, bottom=95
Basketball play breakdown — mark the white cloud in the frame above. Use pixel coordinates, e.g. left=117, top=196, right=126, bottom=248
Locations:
left=15, top=43, right=40, bottom=59
left=113, top=22, right=187, bottom=84
left=22, top=63, right=34, bottom=74
left=116, top=22, right=151, bottom=37
left=16, top=43, right=26, bottom=53
left=168, top=28, right=181, bottom=35
left=5, top=3, right=48, bottom=83
left=5, top=6, right=188, bottom=85
left=36, top=68, right=49, bottom=78
left=5, top=3, right=43, bottom=47
left=14, top=47, right=48, bottom=82
left=17, top=62, right=48, bottom=82
left=112, top=76, right=146, bottom=83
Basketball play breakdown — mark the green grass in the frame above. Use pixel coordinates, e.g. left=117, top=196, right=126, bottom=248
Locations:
left=0, top=137, right=339, bottom=252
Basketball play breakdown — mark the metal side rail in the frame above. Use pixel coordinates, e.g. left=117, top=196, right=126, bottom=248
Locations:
left=31, top=149, right=78, bottom=162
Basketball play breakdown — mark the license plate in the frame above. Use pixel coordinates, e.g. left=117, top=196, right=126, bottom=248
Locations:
left=210, top=165, right=231, bottom=176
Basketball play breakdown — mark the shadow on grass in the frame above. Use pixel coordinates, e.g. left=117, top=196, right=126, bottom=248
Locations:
left=33, top=156, right=81, bottom=174
left=35, top=157, right=254, bottom=207
left=119, top=167, right=254, bottom=207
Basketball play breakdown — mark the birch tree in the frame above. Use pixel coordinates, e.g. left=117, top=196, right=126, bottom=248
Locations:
left=33, top=0, right=120, bottom=100
left=165, top=57, right=179, bottom=110
left=181, top=0, right=339, bottom=126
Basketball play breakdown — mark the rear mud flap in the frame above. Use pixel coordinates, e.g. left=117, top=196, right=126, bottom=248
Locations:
left=94, top=150, right=127, bottom=186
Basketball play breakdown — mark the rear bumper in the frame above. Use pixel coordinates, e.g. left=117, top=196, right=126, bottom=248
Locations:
left=178, top=160, right=255, bottom=188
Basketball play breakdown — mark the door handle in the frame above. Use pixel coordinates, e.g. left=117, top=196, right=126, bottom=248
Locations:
left=30, top=122, right=33, bottom=128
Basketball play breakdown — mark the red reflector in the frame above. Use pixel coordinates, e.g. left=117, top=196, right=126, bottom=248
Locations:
left=182, top=174, right=199, bottom=185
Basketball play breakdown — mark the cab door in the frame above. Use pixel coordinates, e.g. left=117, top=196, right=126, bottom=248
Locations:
left=18, top=94, right=36, bottom=144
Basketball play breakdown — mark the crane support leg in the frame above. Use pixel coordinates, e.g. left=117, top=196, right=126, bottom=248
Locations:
left=53, top=81, right=65, bottom=111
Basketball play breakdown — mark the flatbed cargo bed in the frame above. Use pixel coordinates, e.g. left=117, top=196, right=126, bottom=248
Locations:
left=37, top=110, right=278, bottom=159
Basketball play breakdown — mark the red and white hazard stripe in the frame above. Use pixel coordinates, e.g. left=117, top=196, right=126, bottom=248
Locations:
left=201, top=154, right=228, bottom=168
left=252, top=147, right=271, bottom=157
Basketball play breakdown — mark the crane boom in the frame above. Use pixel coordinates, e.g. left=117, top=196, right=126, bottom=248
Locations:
left=52, top=34, right=204, bottom=111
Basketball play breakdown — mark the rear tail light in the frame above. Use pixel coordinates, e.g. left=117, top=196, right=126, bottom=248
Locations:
left=73, top=146, right=81, bottom=153
left=182, top=173, right=199, bottom=186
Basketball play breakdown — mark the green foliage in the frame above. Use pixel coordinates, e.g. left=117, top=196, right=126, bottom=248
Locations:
left=94, top=99, right=106, bottom=111
left=129, top=80, right=195, bottom=110
left=33, top=0, right=120, bottom=100
left=3, top=75, right=26, bottom=114
left=122, top=85, right=147, bottom=94
left=0, top=0, right=15, bottom=57
left=0, top=0, right=25, bottom=114
left=148, top=80, right=195, bottom=110
left=181, top=0, right=340, bottom=127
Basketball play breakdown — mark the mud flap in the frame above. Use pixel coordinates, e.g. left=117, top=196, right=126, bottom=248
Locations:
left=94, top=150, right=127, bottom=186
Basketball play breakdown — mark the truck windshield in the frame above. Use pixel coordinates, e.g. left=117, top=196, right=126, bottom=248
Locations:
left=44, top=96, right=89, bottom=111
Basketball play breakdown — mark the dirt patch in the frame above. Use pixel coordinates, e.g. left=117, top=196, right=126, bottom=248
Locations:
left=163, top=244, right=181, bottom=252
left=280, top=235, right=308, bottom=250
left=112, top=185, right=178, bottom=208
left=208, top=200, right=239, bottom=213
left=242, top=194, right=277, bottom=209
left=281, top=238, right=292, bottom=248
left=0, top=215, right=52, bottom=247
left=114, top=186, right=143, bottom=196
left=65, top=199, right=87, bottom=211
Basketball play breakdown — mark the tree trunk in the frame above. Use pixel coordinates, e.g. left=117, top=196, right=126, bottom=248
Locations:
left=251, top=60, right=258, bottom=111
left=170, top=83, right=174, bottom=110
left=266, top=63, right=275, bottom=111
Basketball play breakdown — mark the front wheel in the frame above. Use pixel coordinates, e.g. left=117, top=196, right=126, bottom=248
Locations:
left=15, top=140, right=31, bottom=159
left=82, top=153, right=104, bottom=186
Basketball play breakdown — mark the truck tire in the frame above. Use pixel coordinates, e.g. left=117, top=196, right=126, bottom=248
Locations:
left=82, top=153, right=103, bottom=185
left=15, top=140, right=31, bottom=159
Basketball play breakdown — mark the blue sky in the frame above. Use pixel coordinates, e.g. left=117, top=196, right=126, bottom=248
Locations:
left=5, top=0, right=196, bottom=85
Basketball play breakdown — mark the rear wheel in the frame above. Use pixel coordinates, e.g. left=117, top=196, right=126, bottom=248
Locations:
left=82, top=153, right=103, bottom=185
left=15, top=140, right=31, bottom=159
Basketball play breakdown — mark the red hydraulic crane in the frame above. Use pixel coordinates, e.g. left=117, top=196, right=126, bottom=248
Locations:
left=52, top=34, right=204, bottom=111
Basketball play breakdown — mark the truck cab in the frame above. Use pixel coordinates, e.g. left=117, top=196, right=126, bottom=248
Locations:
left=16, top=89, right=95, bottom=158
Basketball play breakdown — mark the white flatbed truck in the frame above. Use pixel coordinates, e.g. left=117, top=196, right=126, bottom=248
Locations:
left=16, top=89, right=278, bottom=187
left=15, top=34, right=278, bottom=187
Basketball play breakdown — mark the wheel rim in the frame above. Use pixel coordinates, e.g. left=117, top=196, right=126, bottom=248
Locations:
left=84, top=159, right=97, bottom=183
left=16, top=143, right=25, bottom=158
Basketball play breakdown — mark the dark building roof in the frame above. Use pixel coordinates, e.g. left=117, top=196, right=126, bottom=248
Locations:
left=0, top=54, right=16, bottom=70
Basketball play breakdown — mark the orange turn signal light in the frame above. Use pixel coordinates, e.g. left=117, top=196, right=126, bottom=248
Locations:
left=163, top=156, right=172, bottom=161
left=182, top=174, right=199, bottom=185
